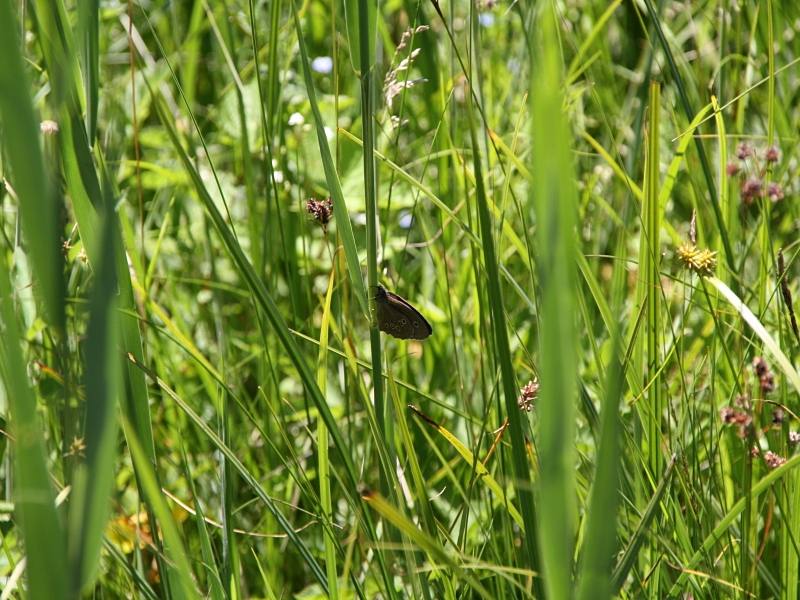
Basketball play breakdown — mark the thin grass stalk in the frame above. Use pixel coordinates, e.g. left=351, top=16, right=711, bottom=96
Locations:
left=180, top=0, right=204, bottom=110
left=756, top=0, right=776, bottom=317
left=711, top=96, right=735, bottom=286
left=765, top=1, right=775, bottom=173
left=386, top=379, right=433, bottom=600
left=784, top=472, right=800, bottom=599
left=266, top=0, right=282, bottom=136
left=356, top=0, right=384, bottom=440
left=741, top=373, right=755, bottom=594
left=624, top=33, right=653, bottom=176
left=738, top=7, right=760, bottom=137
left=257, top=0, right=287, bottom=284
left=353, top=2, right=401, bottom=595
left=644, top=81, right=663, bottom=482
left=631, top=88, right=648, bottom=589
left=318, top=269, right=339, bottom=600
left=247, top=0, right=276, bottom=280
left=716, top=0, right=726, bottom=101
left=643, top=79, right=664, bottom=592
left=178, top=440, right=226, bottom=600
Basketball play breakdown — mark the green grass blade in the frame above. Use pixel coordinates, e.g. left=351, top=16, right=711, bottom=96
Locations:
left=0, top=236, right=67, bottom=600
left=66, top=206, right=120, bottom=596
left=643, top=80, right=663, bottom=483
left=318, top=269, right=339, bottom=600
left=77, top=0, right=99, bottom=141
left=612, top=457, right=677, bottom=594
left=530, top=8, right=579, bottom=599
left=575, top=330, right=623, bottom=600
left=344, top=0, right=376, bottom=76
left=125, top=423, right=201, bottom=599
left=0, top=0, right=65, bottom=333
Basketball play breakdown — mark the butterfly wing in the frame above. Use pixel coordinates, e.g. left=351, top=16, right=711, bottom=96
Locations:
left=388, top=291, right=432, bottom=340
left=376, top=287, right=432, bottom=340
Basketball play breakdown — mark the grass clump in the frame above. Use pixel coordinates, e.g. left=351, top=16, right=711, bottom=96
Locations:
left=2, top=1, right=800, bottom=599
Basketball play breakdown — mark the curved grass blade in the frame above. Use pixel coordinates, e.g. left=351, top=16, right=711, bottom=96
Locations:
left=706, top=276, right=800, bottom=394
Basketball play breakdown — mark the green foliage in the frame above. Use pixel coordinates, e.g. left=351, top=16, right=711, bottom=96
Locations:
left=2, top=0, right=800, bottom=598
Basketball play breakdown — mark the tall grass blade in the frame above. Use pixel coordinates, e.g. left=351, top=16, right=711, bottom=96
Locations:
left=0, top=0, right=65, bottom=333
left=318, top=269, right=339, bottom=600
left=77, top=0, right=99, bottom=141
left=66, top=203, right=120, bottom=596
left=0, top=241, right=67, bottom=600
left=642, top=81, right=664, bottom=485
left=529, top=7, right=578, bottom=598
left=344, top=0, right=376, bottom=76
left=125, top=424, right=201, bottom=599
left=575, top=330, right=623, bottom=600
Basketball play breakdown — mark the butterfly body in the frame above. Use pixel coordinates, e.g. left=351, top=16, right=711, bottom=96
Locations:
left=373, top=284, right=433, bottom=340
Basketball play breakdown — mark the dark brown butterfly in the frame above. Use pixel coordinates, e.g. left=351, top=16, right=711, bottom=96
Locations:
left=373, top=284, right=433, bottom=340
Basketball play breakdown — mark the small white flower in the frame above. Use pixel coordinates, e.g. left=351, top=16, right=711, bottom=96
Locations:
left=312, top=56, right=333, bottom=74
left=288, top=112, right=305, bottom=127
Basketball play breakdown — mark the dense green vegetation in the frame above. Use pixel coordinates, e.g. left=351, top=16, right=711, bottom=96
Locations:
left=2, top=0, right=800, bottom=598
